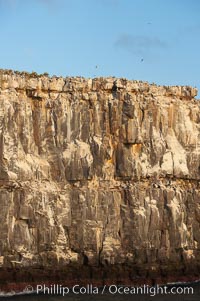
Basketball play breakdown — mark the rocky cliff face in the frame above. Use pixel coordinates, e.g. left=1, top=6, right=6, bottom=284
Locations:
left=0, top=69, right=200, bottom=288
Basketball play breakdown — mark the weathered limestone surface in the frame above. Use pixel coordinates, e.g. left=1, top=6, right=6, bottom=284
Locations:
left=0, top=69, right=200, bottom=286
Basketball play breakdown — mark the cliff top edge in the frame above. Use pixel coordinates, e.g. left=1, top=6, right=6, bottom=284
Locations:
left=0, top=68, right=198, bottom=99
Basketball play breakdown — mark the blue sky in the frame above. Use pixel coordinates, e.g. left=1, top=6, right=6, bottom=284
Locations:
left=0, top=0, right=199, bottom=96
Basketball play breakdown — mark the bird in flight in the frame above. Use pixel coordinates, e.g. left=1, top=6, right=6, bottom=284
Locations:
left=141, top=58, right=144, bottom=62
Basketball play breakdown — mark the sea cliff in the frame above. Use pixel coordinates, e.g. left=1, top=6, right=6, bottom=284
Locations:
left=0, top=69, right=200, bottom=290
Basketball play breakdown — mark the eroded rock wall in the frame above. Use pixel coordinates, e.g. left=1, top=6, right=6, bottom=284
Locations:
left=0, top=70, right=200, bottom=285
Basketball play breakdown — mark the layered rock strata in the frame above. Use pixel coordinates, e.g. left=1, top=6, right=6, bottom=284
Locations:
left=0, top=69, right=200, bottom=289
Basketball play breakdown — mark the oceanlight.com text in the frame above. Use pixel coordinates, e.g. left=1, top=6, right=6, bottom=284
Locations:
left=24, top=283, right=194, bottom=297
